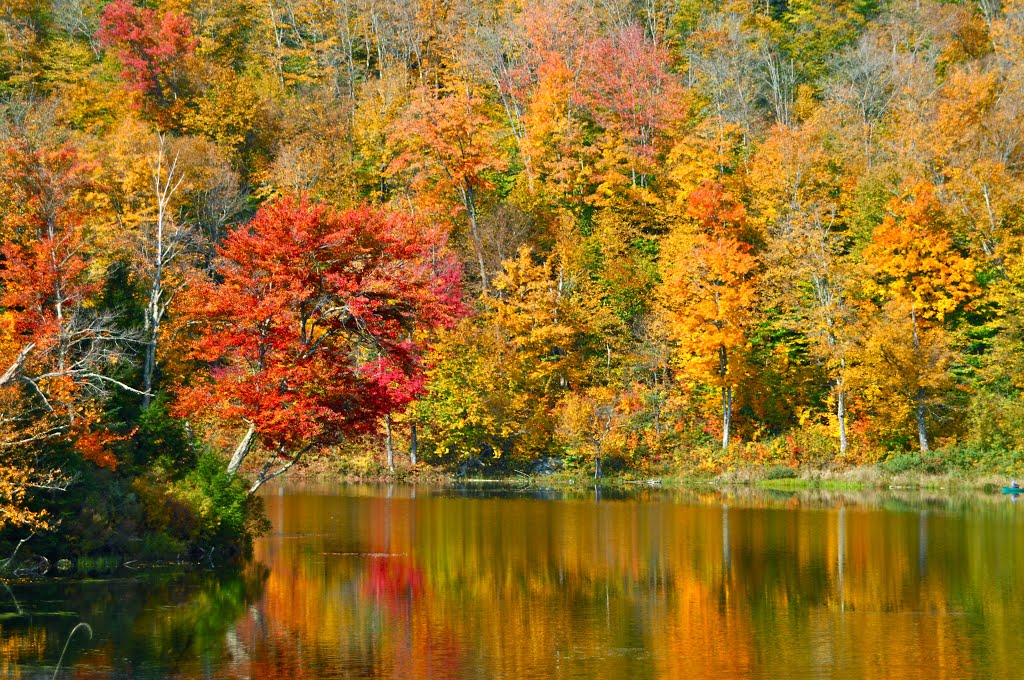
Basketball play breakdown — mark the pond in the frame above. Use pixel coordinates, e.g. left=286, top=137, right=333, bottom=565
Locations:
left=1, top=482, right=1022, bottom=678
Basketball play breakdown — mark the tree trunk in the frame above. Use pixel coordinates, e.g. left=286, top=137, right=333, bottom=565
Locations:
left=142, top=333, right=157, bottom=409
left=142, top=276, right=161, bottom=409
left=594, top=444, right=602, bottom=480
left=409, top=422, right=418, bottom=466
left=385, top=414, right=394, bottom=472
left=836, top=379, right=848, bottom=457
left=910, top=306, right=929, bottom=454
left=719, top=345, right=731, bottom=451
left=0, top=343, right=34, bottom=388
left=916, top=388, right=930, bottom=454
left=267, top=0, right=286, bottom=87
left=722, top=385, right=732, bottom=451
left=227, top=423, right=257, bottom=475
left=248, top=445, right=307, bottom=495
left=464, top=184, right=488, bottom=293
left=142, top=135, right=183, bottom=409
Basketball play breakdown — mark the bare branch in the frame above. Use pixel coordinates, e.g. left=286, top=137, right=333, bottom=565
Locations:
left=248, top=445, right=311, bottom=495
left=0, top=344, right=35, bottom=388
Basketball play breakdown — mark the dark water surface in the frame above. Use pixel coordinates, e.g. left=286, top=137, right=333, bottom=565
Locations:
left=2, top=482, right=1023, bottom=678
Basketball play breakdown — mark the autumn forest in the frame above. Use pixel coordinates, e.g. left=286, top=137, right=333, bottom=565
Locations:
left=2, top=0, right=1024, bottom=557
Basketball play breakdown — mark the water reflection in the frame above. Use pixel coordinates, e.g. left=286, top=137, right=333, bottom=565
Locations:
left=1, top=484, right=1021, bottom=679
left=0, top=566, right=266, bottom=678
left=241, top=484, right=1023, bottom=680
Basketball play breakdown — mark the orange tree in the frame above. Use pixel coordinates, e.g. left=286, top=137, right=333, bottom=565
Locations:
left=661, top=182, right=759, bottom=451
left=387, top=86, right=506, bottom=293
left=856, top=182, right=978, bottom=453
left=0, top=117, right=132, bottom=468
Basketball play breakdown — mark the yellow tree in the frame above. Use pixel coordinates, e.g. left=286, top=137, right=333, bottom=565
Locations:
left=0, top=334, right=63, bottom=538
left=928, top=66, right=1024, bottom=265
left=489, top=245, right=602, bottom=411
left=519, top=52, right=594, bottom=206
left=859, top=182, right=978, bottom=453
left=353, top=66, right=411, bottom=202
left=410, top=321, right=527, bottom=462
left=101, top=122, right=243, bottom=405
left=751, top=121, right=856, bottom=456
left=661, top=182, right=758, bottom=450
left=413, top=245, right=607, bottom=461
left=555, top=386, right=629, bottom=480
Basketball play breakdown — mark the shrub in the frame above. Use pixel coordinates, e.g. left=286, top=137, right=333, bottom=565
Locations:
left=878, top=452, right=925, bottom=475
left=935, top=445, right=1023, bottom=475
left=141, top=532, right=186, bottom=560
left=133, top=397, right=196, bottom=476
left=176, top=451, right=251, bottom=546
left=878, top=452, right=949, bottom=475
left=764, top=465, right=798, bottom=480
left=133, top=449, right=260, bottom=557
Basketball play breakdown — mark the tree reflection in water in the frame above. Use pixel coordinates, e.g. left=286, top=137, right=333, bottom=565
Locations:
left=0, top=565, right=267, bottom=678
left=2, top=484, right=1022, bottom=679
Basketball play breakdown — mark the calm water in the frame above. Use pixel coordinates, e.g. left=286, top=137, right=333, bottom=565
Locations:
left=1, top=483, right=1023, bottom=679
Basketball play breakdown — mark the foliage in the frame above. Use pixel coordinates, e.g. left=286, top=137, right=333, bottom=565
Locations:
left=132, top=396, right=196, bottom=475
left=96, top=0, right=196, bottom=123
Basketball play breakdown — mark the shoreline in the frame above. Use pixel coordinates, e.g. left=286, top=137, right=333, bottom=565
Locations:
left=286, top=460, right=1015, bottom=495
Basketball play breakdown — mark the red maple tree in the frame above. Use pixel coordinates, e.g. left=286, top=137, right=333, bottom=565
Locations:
left=175, top=197, right=462, bottom=492
left=96, top=0, right=195, bottom=119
